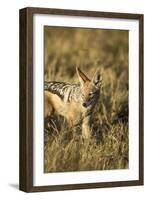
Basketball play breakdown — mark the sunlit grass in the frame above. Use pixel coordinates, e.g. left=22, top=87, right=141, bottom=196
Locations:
left=44, top=27, right=128, bottom=172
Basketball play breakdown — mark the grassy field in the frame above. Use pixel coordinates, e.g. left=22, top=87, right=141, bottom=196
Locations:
left=44, top=27, right=129, bottom=173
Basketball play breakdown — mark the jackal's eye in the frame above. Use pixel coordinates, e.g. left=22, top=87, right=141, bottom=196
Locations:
left=89, top=92, right=94, bottom=96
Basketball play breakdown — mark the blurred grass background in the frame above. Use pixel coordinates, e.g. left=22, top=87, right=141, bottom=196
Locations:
left=44, top=26, right=129, bottom=173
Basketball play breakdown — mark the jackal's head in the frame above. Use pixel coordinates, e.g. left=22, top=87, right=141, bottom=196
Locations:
left=76, top=67, right=102, bottom=108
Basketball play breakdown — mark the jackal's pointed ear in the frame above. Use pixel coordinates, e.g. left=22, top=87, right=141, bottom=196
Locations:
left=76, top=67, right=90, bottom=86
left=92, top=70, right=102, bottom=87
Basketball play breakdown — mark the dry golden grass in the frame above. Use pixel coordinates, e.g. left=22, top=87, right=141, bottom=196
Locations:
left=44, top=27, right=129, bottom=172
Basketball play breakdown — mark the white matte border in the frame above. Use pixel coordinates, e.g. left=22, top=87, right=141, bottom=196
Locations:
left=33, top=14, right=139, bottom=186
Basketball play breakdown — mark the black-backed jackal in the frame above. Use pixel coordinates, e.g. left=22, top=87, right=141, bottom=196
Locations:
left=44, top=67, right=102, bottom=138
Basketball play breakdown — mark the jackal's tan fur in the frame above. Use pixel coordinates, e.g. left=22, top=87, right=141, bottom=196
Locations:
left=44, top=67, right=102, bottom=138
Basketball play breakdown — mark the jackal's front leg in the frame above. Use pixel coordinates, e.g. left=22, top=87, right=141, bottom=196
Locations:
left=82, top=115, right=92, bottom=139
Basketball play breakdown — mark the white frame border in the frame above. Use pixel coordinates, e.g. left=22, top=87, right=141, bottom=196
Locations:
left=33, top=14, right=139, bottom=186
